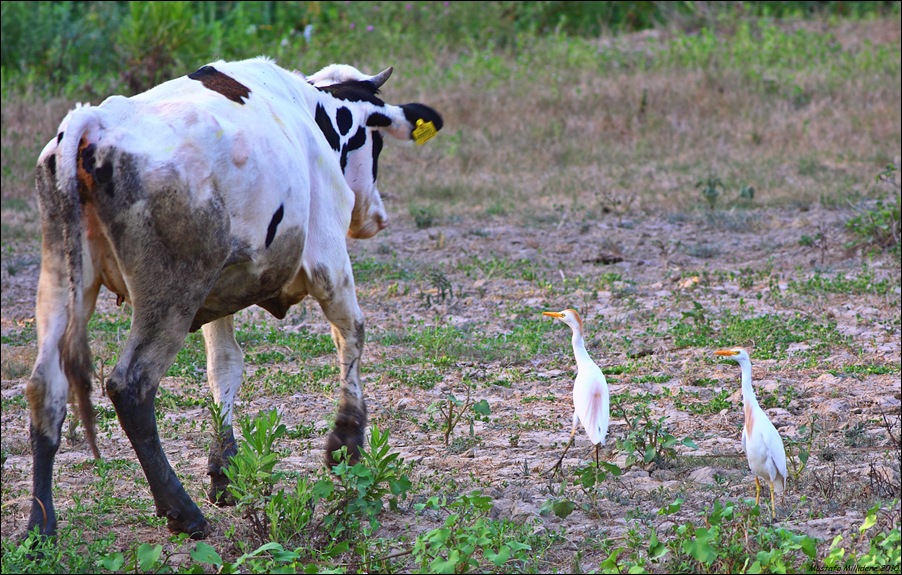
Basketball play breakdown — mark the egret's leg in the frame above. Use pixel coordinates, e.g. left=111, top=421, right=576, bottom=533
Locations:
left=550, top=431, right=576, bottom=474
left=755, top=477, right=761, bottom=506
left=594, top=444, right=600, bottom=468
left=769, top=482, right=777, bottom=520
left=550, top=412, right=579, bottom=474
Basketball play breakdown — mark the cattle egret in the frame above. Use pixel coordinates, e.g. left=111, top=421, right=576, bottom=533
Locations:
left=543, top=309, right=610, bottom=472
left=715, top=347, right=787, bottom=519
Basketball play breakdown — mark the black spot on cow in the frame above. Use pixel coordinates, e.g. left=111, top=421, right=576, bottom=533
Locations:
left=265, top=204, right=284, bottom=248
left=371, top=132, right=383, bottom=181
left=336, top=107, right=353, bottom=136
left=95, top=162, right=115, bottom=197
left=57, top=132, right=64, bottom=144
left=81, top=144, right=96, bottom=173
left=315, top=104, right=340, bottom=152
left=188, top=66, right=251, bottom=104
left=317, top=80, right=385, bottom=106
left=339, top=126, right=368, bottom=173
left=366, top=113, right=392, bottom=128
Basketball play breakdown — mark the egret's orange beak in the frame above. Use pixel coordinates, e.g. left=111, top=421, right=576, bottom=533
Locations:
left=543, top=311, right=564, bottom=319
left=715, top=349, right=739, bottom=356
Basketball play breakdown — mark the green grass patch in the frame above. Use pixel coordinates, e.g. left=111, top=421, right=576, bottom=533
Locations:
left=166, top=331, right=206, bottom=382
left=457, top=255, right=543, bottom=282
left=829, top=363, right=901, bottom=377
left=383, top=365, right=443, bottom=390
left=670, top=309, right=850, bottom=360
left=236, top=323, right=335, bottom=359
left=632, top=374, right=672, bottom=384
left=352, top=257, right=417, bottom=283
left=672, top=388, right=735, bottom=415
left=378, top=314, right=559, bottom=367
left=787, top=270, right=895, bottom=296
left=251, top=364, right=339, bottom=396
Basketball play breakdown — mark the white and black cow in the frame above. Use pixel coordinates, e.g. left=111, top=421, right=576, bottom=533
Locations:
left=26, top=56, right=442, bottom=538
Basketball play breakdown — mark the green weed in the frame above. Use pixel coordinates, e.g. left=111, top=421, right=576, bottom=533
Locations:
left=611, top=391, right=697, bottom=469
left=413, top=491, right=532, bottom=573
left=672, top=388, right=734, bottom=415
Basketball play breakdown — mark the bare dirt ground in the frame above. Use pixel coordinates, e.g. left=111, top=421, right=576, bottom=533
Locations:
left=2, top=198, right=900, bottom=570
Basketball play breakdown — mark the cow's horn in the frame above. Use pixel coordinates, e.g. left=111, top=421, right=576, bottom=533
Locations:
left=371, top=67, right=393, bottom=89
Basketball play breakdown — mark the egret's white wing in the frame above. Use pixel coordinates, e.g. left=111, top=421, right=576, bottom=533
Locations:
left=573, top=366, right=609, bottom=446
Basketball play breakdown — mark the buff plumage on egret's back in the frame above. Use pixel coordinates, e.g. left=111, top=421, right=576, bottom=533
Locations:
left=543, top=309, right=610, bottom=472
left=715, top=347, right=788, bottom=519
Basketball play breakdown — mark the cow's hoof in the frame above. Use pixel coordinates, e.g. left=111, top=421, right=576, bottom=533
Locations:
left=165, top=512, right=211, bottom=539
left=19, top=525, right=55, bottom=561
left=324, top=431, right=362, bottom=467
left=167, top=518, right=210, bottom=540
left=208, top=476, right=236, bottom=507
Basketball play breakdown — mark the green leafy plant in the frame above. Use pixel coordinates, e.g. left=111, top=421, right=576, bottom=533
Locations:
left=845, top=164, right=900, bottom=252
left=824, top=503, right=901, bottom=572
left=413, top=491, right=532, bottom=573
left=224, top=409, right=288, bottom=544
left=317, top=425, right=413, bottom=543
left=784, top=415, right=819, bottom=486
left=410, top=204, right=440, bottom=229
left=661, top=499, right=818, bottom=573
left=697, top=175, right=725, bottom=209
left=573, top=462, right=623, bottom=517
left=428, top=383, right=492, bottom=448
left=611, top=392, right=697, bottom=468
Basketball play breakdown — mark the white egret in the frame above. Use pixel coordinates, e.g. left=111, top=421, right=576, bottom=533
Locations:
left=715, top=347, right=787, bottom=519
left=543, top=309, right=609, bottom=472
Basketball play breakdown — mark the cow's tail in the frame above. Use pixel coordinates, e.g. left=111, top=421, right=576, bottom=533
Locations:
left=54, top=105, right=100, bottom=460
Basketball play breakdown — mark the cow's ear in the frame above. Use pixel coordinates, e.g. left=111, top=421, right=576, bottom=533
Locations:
left=400, top=104, right=443, bottom=145
left=368, top=104, right=443, bottom=144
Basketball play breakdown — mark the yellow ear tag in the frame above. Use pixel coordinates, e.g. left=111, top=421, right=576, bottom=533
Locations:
left=412, top=118, right=437, bottom=145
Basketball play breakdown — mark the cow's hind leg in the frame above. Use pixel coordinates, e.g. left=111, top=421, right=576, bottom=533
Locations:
left=201, top=315, right=243, bottom=505
left=26, top=276, right=101, bottom=537
left=26, top=154, right=102, bottom=537
left=106, top=308, right=214, bottom=537
left=314, top=267, right=368, bottom=466
left=26, top=243, right=73, bottom=537
left=25, top=279, right=70, bottom=538
left=91, top=152, right=229, bottom=537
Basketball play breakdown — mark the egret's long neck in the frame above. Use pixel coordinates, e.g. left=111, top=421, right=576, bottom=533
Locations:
left=570, top=327, right=593, bottom=369
left=739, top=359, right=759, bottom=409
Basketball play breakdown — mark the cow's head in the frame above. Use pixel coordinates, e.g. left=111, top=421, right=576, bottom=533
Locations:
left=307, top=65, right=443, bottom=239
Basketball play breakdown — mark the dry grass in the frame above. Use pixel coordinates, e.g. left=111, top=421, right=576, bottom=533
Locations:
left=371, top=18, right=901, bottom=223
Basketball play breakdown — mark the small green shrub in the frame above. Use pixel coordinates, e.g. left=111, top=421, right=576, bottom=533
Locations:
left=611, top=392, right=697, bottom=468
left=318, top=425, right=413, bottom=542
left=224, top=408, right=288, bottom=544
left=845, top=164, right=901, bottom=253
left=410, top=204, right=441, bottom=230
left=660, top=499, right=819, bottom=573
left=412, top=491, right=532, bottom=574
left=427, top=381, right=491, bottom=448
